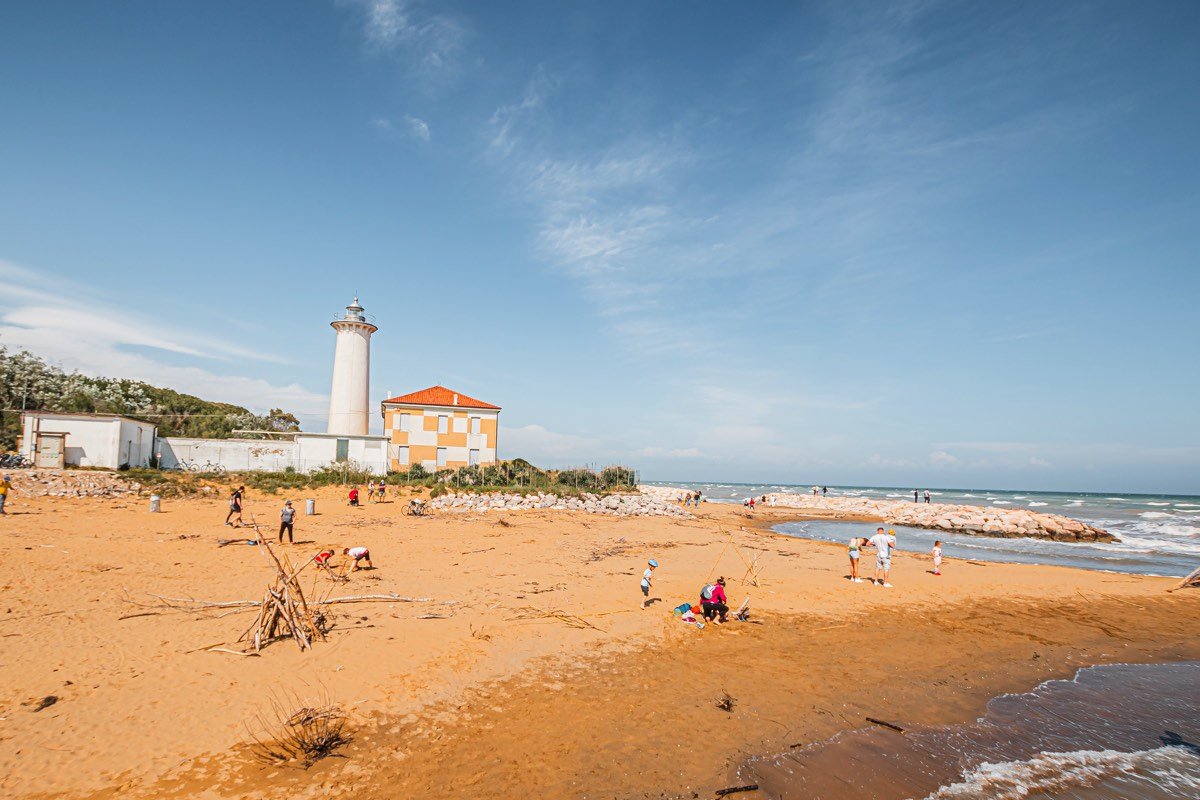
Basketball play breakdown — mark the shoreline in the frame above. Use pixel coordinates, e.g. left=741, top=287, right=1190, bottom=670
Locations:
left=1, top=490, right=1197, bottom=799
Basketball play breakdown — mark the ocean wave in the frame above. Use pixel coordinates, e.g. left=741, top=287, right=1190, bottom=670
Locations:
left=1176, top=503, right=1200, bottom=507
left=1106, top=497, right=1131, bottom=501
left=1028, top=501, right=1048, bottom=507
left=992, top=500, right=1011, bottom=505
left=1140, top=511, right=1176, bottom=519
left=924, top=747, right=1200, bottom=800
left=1144, top=501, right=1171, bottom=506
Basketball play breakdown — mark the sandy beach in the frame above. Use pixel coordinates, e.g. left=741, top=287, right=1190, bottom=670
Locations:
left=1, top=486, right=1198, bottom=799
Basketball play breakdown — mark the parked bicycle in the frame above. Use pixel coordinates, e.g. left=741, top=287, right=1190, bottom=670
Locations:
left=0, top=453, right=32, bottom=469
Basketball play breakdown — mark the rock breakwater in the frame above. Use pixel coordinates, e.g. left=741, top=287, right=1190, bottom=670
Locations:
left=766, top=493, right=1115, bottom=542
left=430, top=491, right=693, bottom=519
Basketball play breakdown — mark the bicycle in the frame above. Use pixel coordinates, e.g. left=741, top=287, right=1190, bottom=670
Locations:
left=402, top=500, right=430, bottom=517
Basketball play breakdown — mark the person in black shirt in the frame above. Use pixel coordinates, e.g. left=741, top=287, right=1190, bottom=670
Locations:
left=226, top=486, right=245, bottom=527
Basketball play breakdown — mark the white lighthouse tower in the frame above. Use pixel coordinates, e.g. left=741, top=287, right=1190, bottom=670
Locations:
left=326, top=297, right=377, bottom=436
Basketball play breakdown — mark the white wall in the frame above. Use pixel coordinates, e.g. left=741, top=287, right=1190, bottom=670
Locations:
left=21, top=414, right=156, bottom=469
left=157, top=434, right=389, bottom=475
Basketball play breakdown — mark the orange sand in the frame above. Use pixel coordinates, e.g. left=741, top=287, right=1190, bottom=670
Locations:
left=0, top=489, right=1197, bottom=799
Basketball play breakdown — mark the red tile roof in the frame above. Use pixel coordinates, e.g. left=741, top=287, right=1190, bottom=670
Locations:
left=381, top=386, right=501, bottom=410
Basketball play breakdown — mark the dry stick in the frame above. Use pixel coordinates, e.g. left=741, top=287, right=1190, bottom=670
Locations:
left=866, top=717, right=905, bottom=733
left=321, top=594, right=432, bottom=604
left=714, top=786, right=759, bottom=797
left=1167, top=565, right=1200, bottom=592
left=118, top=612, right=160, bottom=621
left=208, top=647, right=261, bottom=657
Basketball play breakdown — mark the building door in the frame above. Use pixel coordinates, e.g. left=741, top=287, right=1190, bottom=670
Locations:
left=36, top=434, right=65, bottom=469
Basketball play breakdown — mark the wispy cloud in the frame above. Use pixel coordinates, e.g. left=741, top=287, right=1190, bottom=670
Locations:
left=404, top=114, right=431, bottom=142
left=345, top=0, right=466, bottom=78
left=0, top=259, right=328, bottom=417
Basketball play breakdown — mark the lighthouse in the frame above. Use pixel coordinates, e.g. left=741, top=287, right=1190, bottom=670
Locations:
left=326, top=297, right=377, bottom=436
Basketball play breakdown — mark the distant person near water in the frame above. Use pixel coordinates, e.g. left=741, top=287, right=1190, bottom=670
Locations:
left=924, top=489, right=931, bottom=504
left=0, top=474, right=11, bottom=515
left=226, top=486, right=245, bottom=527
left=932, top=540, right=943, bottom=575
left=640, top=558, right=658, bottom=608
left=868, top=526, right=896, bottom=588
left=822, top=486, right=828, bottom=496
left=278, top=500, right=295, bottom=544
left=913, top=490, right=919, bottom=503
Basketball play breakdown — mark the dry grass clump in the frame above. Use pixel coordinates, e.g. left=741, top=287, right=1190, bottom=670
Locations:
left=249, top=696, right=351, bottom=767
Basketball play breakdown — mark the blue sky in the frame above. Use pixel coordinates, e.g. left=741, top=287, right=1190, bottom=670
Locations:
left=1, top=1, right=1197, bottom=493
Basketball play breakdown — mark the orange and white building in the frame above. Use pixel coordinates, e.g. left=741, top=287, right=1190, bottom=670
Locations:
left=381, top=386, right=501, bottom=472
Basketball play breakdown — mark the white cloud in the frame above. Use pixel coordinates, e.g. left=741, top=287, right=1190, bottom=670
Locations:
left=346, top=0, right=465, bottom=77
left=928, top=450, right=961, bottom=468
left=0, top=259, right=329, bottom=418
left=502, top=424, right=606, bottom=464
left=640, top=446, right=704, bottom=459
left=404, top=114, right=431, bottom=142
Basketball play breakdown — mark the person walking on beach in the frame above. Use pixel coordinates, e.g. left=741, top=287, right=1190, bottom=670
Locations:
left=226, top=486, right=245, bottom=527
left=695, top=490, right=702, bottom=506
left=924, top=489, right=931, bottom=504
left=931, top=540, right=943, bottom=575
left=366, top=480, right=377, bottom=503
left=377, top=479, right=386, bottom=503
left=640, top=559, right=659, bottom=608
left=868, top=526, right=896, bottom=587
left=822, top=486, right=828, bottom=496
left=278, top=500, right=296, bottom=544
left=0, top=474, right=11, bottom=515
left=848, top=536, right=864, bottom=583
left=913, top=490, right=919, bottom=503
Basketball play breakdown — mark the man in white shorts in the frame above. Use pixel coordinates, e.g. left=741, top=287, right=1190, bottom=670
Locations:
left=868, top=526, right=896, bottom=587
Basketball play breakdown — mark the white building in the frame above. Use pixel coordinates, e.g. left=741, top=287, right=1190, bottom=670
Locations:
left=20, top=411, right=157, bottom=469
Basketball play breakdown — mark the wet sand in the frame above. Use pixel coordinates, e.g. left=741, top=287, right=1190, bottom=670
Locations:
left=0, top=492, right=1197, bottom=799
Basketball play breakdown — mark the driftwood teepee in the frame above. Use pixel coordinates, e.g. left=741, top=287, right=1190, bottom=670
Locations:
left=1169, top=565, right=1200, bottom=592
left=240, top=540, right=328, bottom=653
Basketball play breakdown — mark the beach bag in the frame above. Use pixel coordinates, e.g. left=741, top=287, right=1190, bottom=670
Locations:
left=700, top=583, right=716, bottom=601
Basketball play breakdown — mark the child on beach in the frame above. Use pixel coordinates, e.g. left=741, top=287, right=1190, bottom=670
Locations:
left=344, top=546, right=372, bottom=571
left=641, top=559, right=658, bottom=608
left=348, top=487, right=360, bottom=507
left=0, top=474, right=11, bottom=515
left=367, top=480, right=376, bottom=503
left=848, top=536, right=863, bottom=582
left=932, top=540, right=943, bottom=575
left=377, top=480, right=386, bottom=503
left=314, top=549, right=336, bottom=570
left=226, top=486, right=245, bottom=527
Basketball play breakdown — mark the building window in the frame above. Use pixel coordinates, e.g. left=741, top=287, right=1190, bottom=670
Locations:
left=453, top=416, right=467, bottom=434
left=436, top=447, right=447, bottom=467
left=336, top=439, right=349, bottom=462
left=398, top=414, right=410, bottom=433
left=469, top=448, right=480, bottom=466
left=437, top=415, right=448, bottom=434
left=470, top=416, right=481, bottom=435
left=397, top=446, right=409, bottom=465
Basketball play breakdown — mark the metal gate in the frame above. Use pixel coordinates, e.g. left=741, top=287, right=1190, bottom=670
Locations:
left=36, top=434, right=66, bottom=469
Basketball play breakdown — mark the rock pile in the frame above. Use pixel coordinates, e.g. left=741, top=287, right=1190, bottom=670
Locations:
left=5, top=469, right=142, bottom=499
left=429, top=491, right=693, bottom=519
left=766, top=493, right=1114, bottom=542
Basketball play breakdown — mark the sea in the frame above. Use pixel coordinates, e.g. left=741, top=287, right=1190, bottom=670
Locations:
left=645, top=482, right=1200, bottom=578
left=646, top=482, right=1200, bottom=799
left=740, top=662, right=1200, bottom=800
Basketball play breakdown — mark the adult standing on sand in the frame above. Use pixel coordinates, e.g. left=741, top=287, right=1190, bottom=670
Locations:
left=278, top=500, right=296, bottom=544
left=226, top=486, right=245, bottom=527
left=924, top=489, right=931, bottom=504
left=868, top=526, right=896, bottom=588
left=913, top=490, right=919, bottom=503
left=848, top=535, right=864, bottom=583
left=0, top=474, right=11, bottom=515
